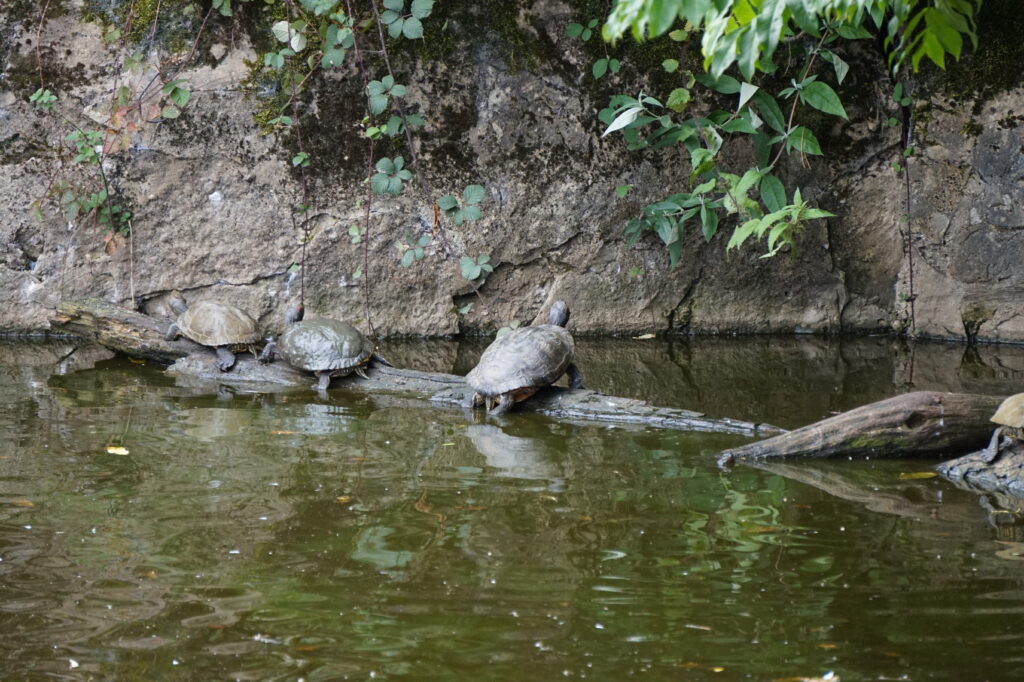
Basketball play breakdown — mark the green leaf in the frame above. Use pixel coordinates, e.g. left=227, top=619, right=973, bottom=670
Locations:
left=738, top=82, right=758, bottom=111
left=835, top=24, right=872, bottom=40
left=461, top=205, right=482, bottom=222
left=666, top=87, right=691, bottom=112
left=380, top=9, right=399, bottom=24
left=820, top=50, right=849, bottom=85
left=383, top=0, right=404, bottom=11
left=700, top=204, right=718, bottom=241
left=369, top=93, right=388, bottom=115
left=696, top=73, right=741, bottom=94
left=788, top=126, right=822, bottom=155
left=668, top=29, right=688, bottom=42
left=662, top=59, right=679, bottom=73
left=615, top=184, right=631, bottom=198
left=376, top=157, right=396, bottom=174
left=321, top=48, right=346, bottom=68
left=609, top=58, right=621, bottom=73
left=161, top=105, right=180, bottom=119
left=593, top=58, right=608, bottom=79
left=403, top=16, right=424, bottom=39
left=799, top=81, right=847, bottom=119
left=463, top=184, right=485, bottom=204
left=566, top=22, right=584, bottom=38
left=602, top=106, right=643, bottom=137
left=410, top=0, right=433, bottom=19
left=388, top=17, right=404, bottom=38
left=438, top=195, right=458, bottom=211
left=371, top=173, right=391, bottom=195
left=759, top=174, right=786, bottom=213
left=401, top=250, right=415, bottom=268
left=751, top=90, right=785, bottom=133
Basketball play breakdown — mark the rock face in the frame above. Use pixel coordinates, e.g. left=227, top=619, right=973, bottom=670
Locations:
left=1, top=2, right=1021, bottom=340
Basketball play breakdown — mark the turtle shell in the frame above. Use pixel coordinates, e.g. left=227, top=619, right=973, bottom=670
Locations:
left=992, top=393, right=1024, bottom=430
left=177, top=301, right=260, bottom=347
left=466, top=324, right=574, bottom=397
left=277, top=317, right=373, bottom=372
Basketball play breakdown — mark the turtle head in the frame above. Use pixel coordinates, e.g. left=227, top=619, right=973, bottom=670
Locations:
left=168, top=291, right=188, bottom=315
left=548, top=300, right=570, bottom=327
left=284, top=302, right=305, bottom=325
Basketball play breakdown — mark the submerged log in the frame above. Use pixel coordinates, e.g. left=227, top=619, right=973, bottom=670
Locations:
left=53, top=299, right=782, bottom=437
left=718, top=391, right=1004, bottom=464
left=938, top=443, right=1024, bottom=498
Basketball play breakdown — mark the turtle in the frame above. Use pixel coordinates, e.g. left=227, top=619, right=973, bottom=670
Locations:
left=164, top=293, right=261, bottom=372
left=465, top=300, right=583, bottom=416
left=259, top=303, right=388, bottom=390
left=981, top=393, right=1024, bottom=463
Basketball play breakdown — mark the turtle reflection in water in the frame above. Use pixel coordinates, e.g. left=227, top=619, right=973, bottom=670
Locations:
left=164, top=293, right=261, bottom=372
left=982, top=393, right=1024, bottom=464
left=466, top=300, right=583, bottom=416
left=260, top=304, right=389, bottom=391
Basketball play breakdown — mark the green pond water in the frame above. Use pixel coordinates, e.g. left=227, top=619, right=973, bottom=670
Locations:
left=1, top=336, right=1023, bottom=681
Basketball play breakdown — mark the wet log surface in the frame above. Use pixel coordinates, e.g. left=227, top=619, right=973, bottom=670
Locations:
left=53, top=300, right=782, bottom=437
left=718, top=391, right=1004, bottom=464
left=938, top=443, right=1024, bottom=498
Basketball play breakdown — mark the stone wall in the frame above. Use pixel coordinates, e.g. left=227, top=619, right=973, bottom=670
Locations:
left=1, top=1, right=1021, bottom=341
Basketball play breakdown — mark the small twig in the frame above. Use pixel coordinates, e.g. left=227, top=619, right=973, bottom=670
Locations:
left=128, top=218, right=136, bottom=307
left=35, top=0, right=53, bottom=89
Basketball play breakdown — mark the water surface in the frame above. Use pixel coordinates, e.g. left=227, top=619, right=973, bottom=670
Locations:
left=1, top=337, right=1023, bottom=680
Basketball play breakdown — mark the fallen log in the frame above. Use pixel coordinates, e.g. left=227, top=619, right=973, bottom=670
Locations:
left=717, top=391, right=1004, bottom=464
left=937, top=443, right=1024, bottom=498
left=51, top=299, right=205, bottom=362
left=52, top=299, right=783, bottom=437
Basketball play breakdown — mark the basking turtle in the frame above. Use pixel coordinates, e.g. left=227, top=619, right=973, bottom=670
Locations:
left=165, top=293, right=261, bottom=372
left=260, top=304, right=387, bottom=390
left=982, top=393, right=1024, bottom=463
left=466, top=300, right=583, bottom=416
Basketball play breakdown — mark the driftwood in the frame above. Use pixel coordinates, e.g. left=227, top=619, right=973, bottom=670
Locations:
left=52, top=300, right=782, bottom=437
left=718, top=391, right=1004, bottom=464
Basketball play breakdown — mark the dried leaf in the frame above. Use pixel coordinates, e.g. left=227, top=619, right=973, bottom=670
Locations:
left=899, top=471, right=938, bottom=480
left=335, top=496, right=352, bottom=504
left=105, top=446, right=130, bottom=455
left=10, top=499, right=34, bottom=507
left=633, top=333, right=657, bottom=339
left=269, top=430, right=298, bottom=435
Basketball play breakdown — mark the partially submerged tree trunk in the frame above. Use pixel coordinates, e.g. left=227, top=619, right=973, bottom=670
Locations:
left=938, top=443, right=1024, bottom=498
left=52, top=300, right=782, bottom=437
left=718, top=391, right=1004, bottom=464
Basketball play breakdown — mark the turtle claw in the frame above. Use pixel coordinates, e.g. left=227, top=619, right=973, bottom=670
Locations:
left=489, top=393, right=514, bottom=416
left=355, top=366, right=370, bottom=380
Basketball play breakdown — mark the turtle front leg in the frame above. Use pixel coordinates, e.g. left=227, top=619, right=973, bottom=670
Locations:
left=355, top=366, right=370, bottom=380
left=981, top=426, right=1004, bottom=464
left=313, top=371, right=332, bottom=391
left=258, top=340, right=276, bottom=364
left=215, top=346, right=237, bottom=372
left=566, top=363, right=584, bottom=390
left=165, top=323, right=180, bottom=342
left=489, top=393, right=515, bottom=416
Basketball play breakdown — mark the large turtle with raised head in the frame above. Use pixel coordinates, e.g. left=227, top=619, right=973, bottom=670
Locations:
left=260, top=304, right=387, bottom=390
left=982, top=393, right=1024, bottom=463
left=165, top=293, right=261, bottom=372
left=466, top=300, right=583, bottom=416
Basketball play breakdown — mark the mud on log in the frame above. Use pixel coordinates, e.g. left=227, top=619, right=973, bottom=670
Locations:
left=52, top=300, right=782, bottom=437
left=718, top=391, right=1004, bottom=464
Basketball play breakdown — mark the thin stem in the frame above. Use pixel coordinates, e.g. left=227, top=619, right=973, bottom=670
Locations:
left=769, top=30, right=830, bottom=169
left=35, top=0, right=53, bottom=89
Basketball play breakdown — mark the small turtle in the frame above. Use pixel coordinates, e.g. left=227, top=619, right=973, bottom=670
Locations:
left=165, top=293, right=261, bottom=371
left=981, top=393, right=1024, bottom=464
left=466, top=300, right=583, bottom=416
left=260, top=304, right=388, bottom=390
